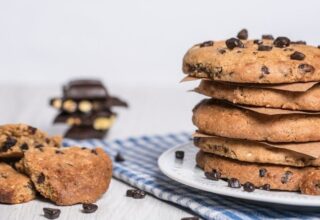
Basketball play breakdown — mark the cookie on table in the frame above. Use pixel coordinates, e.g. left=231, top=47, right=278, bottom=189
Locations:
left=22, top=147, right=112, bottom=205
left=196, top=80, right=320, bottom=111
left=196, top=151, right=319, bottom=193
left=183, top=37, right=320, bottom=84
left=0, top=124, right=61, bottom=158
left=0, top=163, right=35, bottom=204
left=194, top=136, right=320, bottom=167
left=193, top=99, right=320, bottom=143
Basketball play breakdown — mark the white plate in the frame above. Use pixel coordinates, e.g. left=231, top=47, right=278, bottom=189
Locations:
left=158, top=142, right=320, bottom=207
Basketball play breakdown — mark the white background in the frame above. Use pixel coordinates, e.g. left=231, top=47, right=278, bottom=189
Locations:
left=0, top=0, right=319, bottom=86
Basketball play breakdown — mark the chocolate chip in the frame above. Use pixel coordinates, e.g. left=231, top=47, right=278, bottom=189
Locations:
left=298, top=64, right=315, bottom=74
left=290, top=51, right=305, bottom=60
left=45, top=138, right=50, bottom=144
left=81, top=147, right=87, bottom=150
left=126, top=189, right=146, bottom=199
left=181, top=217, right=199, bottom=220
left=281, top=171, right=293, bottom=184
left=82, top=203, right=98, bottom=213
left=261, top=184, right=271, bottom=191
left=28, top=126, right=37, bottom=134
left=55, top=150, right=64, bottom=154
left=35, top=144, right=44, bottom=148
left=218, top=49, right=226, bottom=54
left=318, top=45, right=320, bottom=49
left=243, top=182, right=255, bottom=192
left=37, top=173, right=45, bottom=184
left=253, top=39, right=263, bottom=45
left=43, top=208, right=61, bottom=219
left=199, top=41, right=214, bottom=48
left=237, top=29, right=248, bottom=40
left=291, top=41, right=306, bottom=45
left=228, top=178, right=241, bottom=188
left=115, top=152, right=125, bottom=162
left=91, top=149, right=98, bottom=155
left=1, top=138, right=17, bottom=152
left=259, top=168, right=267, bottom=177
left=20, top=143, right=29, bottom=151
left=274, top=37, right=291, bottom=48
left=175, top=151, right=184, bottom=159
left=205, top=169, right=221, bottom=181
left=262, top=35, right=274, bottom=40
left=258, top=45, right=273, bottom=51
left=261, top=65, right=270, bottom=75
left=226, top=38, right=244, bottom=49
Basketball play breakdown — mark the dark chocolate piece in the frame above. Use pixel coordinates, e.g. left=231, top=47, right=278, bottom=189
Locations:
left=126, top=189, right=146, bottom=199
left=64, top=126, right=107, bottom=140
left=262, top=35, right=274, bottom=40
left=1, top=138, right=17, bottom=152
left=237, top=29, right=248, bottom=40
left=115, top=152, right=125, bottom=162
left=226, top=38, right=244, bottom=49
left=228, top=178, right=241, bottom=188
left=43, top=208, right=61, bottom=219
left=261, top=66, right=270, bottom=75
left=259, top=168, right=267, bottom=177
left=82, top=203, right=98, bottom=213
left=199, top=41, right=214, bottom=48
left=243, top=182, right=255, bottom=192
left=281, top=171, right=293, bottom=184
left=205, top=170, right=221, bottom=181
left=274, top=37, right=291, bottom=48
left=37, top=173, right=45, bottom=184
left=175, top=151, right=184, bottom=159
left=290, top=51, right=305, bottom=60
left=261, top=184, right=271, bottom=191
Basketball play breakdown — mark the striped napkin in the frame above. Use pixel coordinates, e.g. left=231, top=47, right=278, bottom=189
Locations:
left=64, top=133, right=320, bottom=220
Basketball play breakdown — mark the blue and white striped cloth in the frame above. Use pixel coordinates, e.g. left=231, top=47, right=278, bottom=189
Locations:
left=64, top=133, right=320, bottom=220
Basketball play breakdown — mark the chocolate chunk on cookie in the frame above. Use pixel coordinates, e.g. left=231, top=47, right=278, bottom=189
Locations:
left=0, top=124, right=61, bottom=158
left=183, top=40, right=320, bottom=84
left=0, top=163, right=35, bottom=204
left=23, top=147, right=112, bottom=205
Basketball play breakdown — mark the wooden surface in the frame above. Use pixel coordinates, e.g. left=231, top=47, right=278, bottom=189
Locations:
left=0, top=83, right=202, bottom=220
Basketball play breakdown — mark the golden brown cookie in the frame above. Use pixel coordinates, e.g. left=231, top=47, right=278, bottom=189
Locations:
left=193, top=99, right=320, bottom=143
left=0, top=124, right=61, bottom=158
left=0, top=162, right=35, bottom=204
left=183, top=39, right=320, bottom=84
left=196, top=80, right=320, bottom=111
left=300, top=171, right=320, bottom=195
left=23, top=147, right=112, bottom=205
left=194, top=137, right=320, bottom=167
left=196, top=151, right=318, bottom=192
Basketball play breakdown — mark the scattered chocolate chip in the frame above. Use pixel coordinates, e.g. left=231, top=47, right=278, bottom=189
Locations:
left=82, top=203, right=98, bottom=213
left=1, top=138, right=17, bottom=152
left=261, top=65, right=270, bottom=75
left=226, top=38, right=244, bottom=49
left=28, top=126, right=37, bottom=134
left=126, top=189, right=146, bottom=199
left=261, top=184, right=271, bottom=191
left=274, top=37, right=291, bottom=48
left=228, top=178, right=241, bottom=188
left=253, top=39, right=263, bottom=45
left=205, top=169, right=221, bottom=181
left=281, top=171, right=293, bottom=184
left=218, top=49, right=226, bottom=54
left=35, top=144, right=44, bottom=148
left=20, top=143, right=29, bottom=151
left=290, top=51, right=305, bottom=60
left=43, top=208, right=61, bottom=219
left=237, top=29, right=248, bottom=40
left=175, top=151, right=184, bottom=159
left=91, top=149, right=98, bottom=155
left=81, top=147, right=87, bottom=150
left=243, top=182, right=255, bottom=192
left=181, top=217, right=199, bottom=220
left=37, top=173, right=45, bottom=184
left=258, top=45, right=273, bottom=51
left=259, top=168, right=267, bottom=177
left=298, top=64, right=315, bottom=74
left=55, top=150, right=64, bottom=154
left=262, top=35, right=274, bottom=40
left=199, top=41, right=214, bottom=48
left=115, top=152, right=125, bottom=162
left=291, top=41, right=306, bottom=45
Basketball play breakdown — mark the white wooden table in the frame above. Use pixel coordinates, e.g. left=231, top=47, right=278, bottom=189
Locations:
left=0, top=83, right=202, bottom=220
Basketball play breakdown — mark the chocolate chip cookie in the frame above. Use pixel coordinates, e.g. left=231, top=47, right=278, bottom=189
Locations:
left=193, top=99, right=320, bottom=143
left=183, top=39, right=320, bottom=84
left=196, top=151, right=319, bottom=193
left=194, top=136, right=320, bottom=167
left=196, top=80, right=320, bottom=111
left=22, top=147, right=112, bottom=205
left=0, top=124, right=61, bottom=158
left=0, top=162, right=35, bottom=204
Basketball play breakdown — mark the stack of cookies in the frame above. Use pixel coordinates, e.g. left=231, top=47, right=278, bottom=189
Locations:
left=50, top=79, right=128, bottom=139
left=0, top=124, right=112, bottom=205
left=182, top=29, right=320, bottom=195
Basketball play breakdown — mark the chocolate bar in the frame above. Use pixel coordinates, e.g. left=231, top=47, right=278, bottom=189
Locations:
left=65, top=126, right=108, bottom=140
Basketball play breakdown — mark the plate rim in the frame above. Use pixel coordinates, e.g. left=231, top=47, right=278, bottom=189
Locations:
left=158, top=142, right=320, bottom=207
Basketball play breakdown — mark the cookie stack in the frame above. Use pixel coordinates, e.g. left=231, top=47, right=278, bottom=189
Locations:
left=0, top=124, right=112, bottom=205
left=50, top=79, right=128, bottom=139
left=182, top=29, right=320, bottom=195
